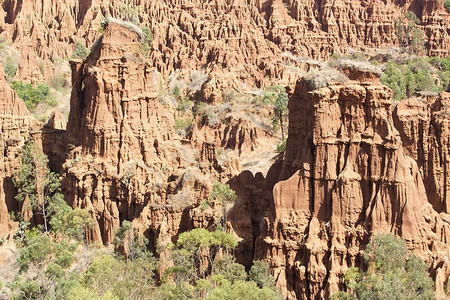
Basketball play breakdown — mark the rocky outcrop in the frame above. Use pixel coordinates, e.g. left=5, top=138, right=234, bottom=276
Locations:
left=61, top=20, right=239, bottom=246
left=393, top=94, right=450, bottom=213
left=190, top=114, right=274, bottom=155
left=0, top=0, right=448, bottom=97
left=0, top=67, right=41, bottom=237
left=45, top=109, right=66, bottom=130
left=236, top=79, right=450, bottom=299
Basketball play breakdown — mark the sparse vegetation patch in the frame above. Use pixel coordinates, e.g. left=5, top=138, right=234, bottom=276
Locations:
left=71, top=41, right=89, bottom=59
left=11, top=81, right=54, bottom=111
left=380, top=58, right=448, bottom=101
left=303, top=69, right=348, bottom=90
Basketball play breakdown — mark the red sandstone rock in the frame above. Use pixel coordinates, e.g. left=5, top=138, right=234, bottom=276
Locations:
left=393, top=93, right=450, bottom=214
left=0, top=67, right=40, bottom=238
left=0, top=0, right=448, bottom=97
left=232, top=78, right=450, bottom=299
left=45, top=108, right=66, bottom=130
left=62, top=20, right=240, bottom=246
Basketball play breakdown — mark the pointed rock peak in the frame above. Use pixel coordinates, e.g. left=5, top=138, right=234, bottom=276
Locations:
left=91, top=18, right=143, bottom=58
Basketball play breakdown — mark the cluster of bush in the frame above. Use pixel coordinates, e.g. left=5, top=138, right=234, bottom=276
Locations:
left=11, top=81, right=56, bottom=111
left=380, top=57, right=449, bottom=101
left=332, top=234, right=435, bottom=299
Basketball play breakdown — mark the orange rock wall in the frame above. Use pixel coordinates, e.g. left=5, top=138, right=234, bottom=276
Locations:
left=61, top=21, right=236, bottom=246
left=0, top=68, right=41, bottom=237
left=253, top=79, right=450, bottom=299
left=0, top=0, right=448, bottom=89
left=393, top=94, right=450, bottom=213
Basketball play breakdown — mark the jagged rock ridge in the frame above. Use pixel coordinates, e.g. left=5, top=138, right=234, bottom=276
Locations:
left=0, top=0, right=448, bottom=95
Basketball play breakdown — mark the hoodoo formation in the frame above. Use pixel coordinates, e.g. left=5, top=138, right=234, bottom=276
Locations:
left=0, top=0, right=449, bottom=299
left=255, top=78, right=450, bottom=299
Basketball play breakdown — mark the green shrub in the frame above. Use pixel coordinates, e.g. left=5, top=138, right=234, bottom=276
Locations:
left=445, top=1, right=450, bottom=12
left=11, top=81, right=51, bottom=111
left=335, top=234, right=435, bottom=300
left=173, top=85, right=181, bottom=97
left=175, top=117, right=193, bottom=135
left=395, top=12, right=424, bottom=54
left=139, top=26, right=153, bottom=58
left=4, top=55, right=17, bottom=82
left=50, top=73, right=69, bottom=91
left=276, top=138, right=287, bottom=153
left=248, top=261, right=276, bottom=289
left=380, top=59, right=445, bottom=101
left=177, top=96, right=194, bottom=111
left=71, top=41, right=89, bottom=59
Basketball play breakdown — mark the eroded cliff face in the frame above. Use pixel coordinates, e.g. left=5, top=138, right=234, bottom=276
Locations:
left=250, top=79, right=450, bottom=299
left=0, top=0, right=448, bottom=95
left=393, top=94, right=450, bottom=213
left=0, top=67, right=41, bottom=237
left=61, top=21, right=240, bottom=247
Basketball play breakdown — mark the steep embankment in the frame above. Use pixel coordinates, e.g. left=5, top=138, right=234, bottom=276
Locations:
left=234, top=75, right=450, bottom=299
left=0, top=0, right=448, bottom=96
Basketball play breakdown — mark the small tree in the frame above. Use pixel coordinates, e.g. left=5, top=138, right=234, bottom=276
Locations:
left=11, top=81, right=51, bottom=111
left=248, top=260, right=276, bottom=289
left=335, top=233, right=435, bottom=300
left=263, top=85, right=288, bottom=140
left=13, top=141, right=63, bottom=232
left=209, top=182, right=238, bottom=231
left=59, top=208, right=94, bottom=267
left=114, top=220, right=149, bottom=261
left=164, top=228, right=239, bottom=298
left=395, top=12, right=424, bottom=54
left=4, top=55, right=17, bottom=82
left=14, top=231, right=78, bottom=300
left=139, top=27, right=153, bottom=58
left=71, top=41, right=89, bottom=59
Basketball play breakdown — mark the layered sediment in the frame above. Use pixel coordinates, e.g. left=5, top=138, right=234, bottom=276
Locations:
left=0, top=68, right=41, bottom=237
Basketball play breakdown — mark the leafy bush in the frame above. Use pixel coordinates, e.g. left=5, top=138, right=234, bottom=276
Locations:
left=139, top=26, right=153, bottom=58
left=12, top=141, right=63, bottom=232
left=114, top=220, right=150, bottom=261
left=3, top=55, right=17, bottom=82
left=161, top=228, right=280, bottom=299
left=11, top=81, right=52, bottom=111
left=395, top=12, right=424, bottom=54
left=248, top=261, right=276, bottom=289
left=276, top=138, right=287, bottom=153
left=263, top=85, right=289, bottom=139
left=71, top=41, right=89, bottom=59
left=177, top=96, right=194, bottom=111
left=380, top=58, right=446, bottom=101
left=175, top=117, right=193, bottom=135
left=445, top=1, right=450, bottom=12
left=334, top=233, right=435, bottom=300
left=50, top=73, right=69, bottom=91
